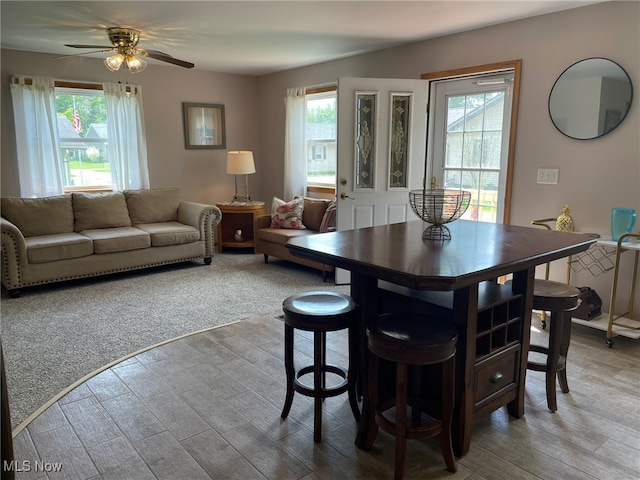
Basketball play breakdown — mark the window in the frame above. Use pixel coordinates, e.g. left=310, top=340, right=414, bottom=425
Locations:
left=423, top=60, right=521, bottom=224
left=306, top=90, right=336, bottom=189
left=55, top=87, right=111, bottom=190
left=437, top=84, right=511, bottom=223
left=10, top=76, right=149, bottom=197
left=312, top=145, right=326, bottom=160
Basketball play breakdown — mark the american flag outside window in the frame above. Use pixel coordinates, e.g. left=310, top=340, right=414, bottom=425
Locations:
left=73, top=111, right=82, bottom=133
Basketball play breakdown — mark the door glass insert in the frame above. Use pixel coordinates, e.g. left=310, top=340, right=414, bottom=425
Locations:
left=355, top=92, right=376, bottom=189
left=389, top=94, right=411, bottom=188
left=443, top=90, right=505, bottom=223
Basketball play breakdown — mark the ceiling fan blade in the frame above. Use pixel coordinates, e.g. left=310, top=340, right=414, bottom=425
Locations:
left=56, top=50, right=111, bottom=59
left=65, top=44, right=113, bottom=49
left=144, top=51, right=194, bottom=69
left=143, top=49, right=173, bottom=57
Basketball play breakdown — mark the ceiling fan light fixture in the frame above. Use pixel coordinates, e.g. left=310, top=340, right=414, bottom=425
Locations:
left=126, top=54, right=147, bottom=74
left=104, top=52, right=125, bottom=71
left=66, top=26, right=194, bottom=71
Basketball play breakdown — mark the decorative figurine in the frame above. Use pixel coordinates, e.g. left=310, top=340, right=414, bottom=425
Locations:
left=556, top=205, right=575, bottom=232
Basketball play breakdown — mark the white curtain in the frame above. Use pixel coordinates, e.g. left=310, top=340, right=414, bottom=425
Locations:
left=284, top=87, right=306, bottom=200
left=10, top=75, right=64, bottom=197
left=103, top=82, right=150, bottom=191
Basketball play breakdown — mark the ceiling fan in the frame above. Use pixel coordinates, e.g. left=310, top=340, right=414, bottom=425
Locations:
left=64, top=27, right=194, bottom=73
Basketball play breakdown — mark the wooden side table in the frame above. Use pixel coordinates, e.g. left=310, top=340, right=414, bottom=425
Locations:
left=216, top=201, right=265, bottom=253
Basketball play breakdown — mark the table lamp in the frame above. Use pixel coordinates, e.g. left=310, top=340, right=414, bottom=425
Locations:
left=226, top=150, right=256, bottom=201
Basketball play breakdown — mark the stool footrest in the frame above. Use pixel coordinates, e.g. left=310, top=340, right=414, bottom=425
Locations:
left=293, top=364, right=349, bottom=398
left=527, top=355, right=567, bottom=372
left=375, top=409, right=443, bottom=440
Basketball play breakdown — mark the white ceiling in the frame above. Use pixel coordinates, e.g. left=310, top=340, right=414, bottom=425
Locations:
left=1, top=1, right=603, bottom=76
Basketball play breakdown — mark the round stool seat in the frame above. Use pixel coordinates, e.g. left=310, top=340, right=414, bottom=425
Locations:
left=531, top=279, right=581, bottom=312
left=281, top=291, right=360, bottom=443
left=368, top=313, right=458, bottom=365
left=283, top=291, right=357, bottom=331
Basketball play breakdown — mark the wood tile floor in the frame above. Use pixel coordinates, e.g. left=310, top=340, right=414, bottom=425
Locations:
left=8, top=313, right=640, bottom=480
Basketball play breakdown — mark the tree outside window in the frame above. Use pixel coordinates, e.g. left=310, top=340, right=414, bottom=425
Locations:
left=56, top=88, right=111, bottom=189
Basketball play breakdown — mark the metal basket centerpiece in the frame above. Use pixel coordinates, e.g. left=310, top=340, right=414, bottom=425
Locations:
left=409, top=189, right=472, bottom=240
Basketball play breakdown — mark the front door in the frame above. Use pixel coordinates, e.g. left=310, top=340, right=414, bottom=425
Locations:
left=335, top=77, right=428, bottom=284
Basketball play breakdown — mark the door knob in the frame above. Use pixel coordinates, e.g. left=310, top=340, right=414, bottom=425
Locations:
left=340, top=193, right=354, bottom=200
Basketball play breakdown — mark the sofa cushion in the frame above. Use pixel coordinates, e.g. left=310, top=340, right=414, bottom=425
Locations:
left=80, top=227, right=150, bottom=254
left=25, top=233, right=94, bottom=264
left=270, top=197, right=305, bottom=229
left=302, top=197, right=330, bottom=231
left=73, top=192, right=131, bottom=232
left=124, top=188, right=180, bottom=225
left=1, top=195, right=74, bottom=237
left=135, top=222, right=200, bottom=246
left=257, top=227, right=318, bottom=245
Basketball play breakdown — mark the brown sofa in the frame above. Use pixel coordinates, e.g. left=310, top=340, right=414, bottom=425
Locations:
left=254, top=197, right=335, bottom=281
left=1, top=187, right=221, bottom=297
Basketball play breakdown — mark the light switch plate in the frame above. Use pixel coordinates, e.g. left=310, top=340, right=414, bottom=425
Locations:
left=537, top=168, right=559, bottom=184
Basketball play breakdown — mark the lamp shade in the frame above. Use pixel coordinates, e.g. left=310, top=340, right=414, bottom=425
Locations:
left=125, top=54, right=147, bottom=74
left=104, top=53, right=125, bottom=71
left=226, top=151, right=256, bottom=175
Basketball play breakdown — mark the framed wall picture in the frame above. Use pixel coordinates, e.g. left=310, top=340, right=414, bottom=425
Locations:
left=183, top=103, right=226, bottom=149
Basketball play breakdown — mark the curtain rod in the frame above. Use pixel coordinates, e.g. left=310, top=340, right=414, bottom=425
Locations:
left=305, top=84, right=336, bottom=95
left=11, top=76, right=137, bottom=92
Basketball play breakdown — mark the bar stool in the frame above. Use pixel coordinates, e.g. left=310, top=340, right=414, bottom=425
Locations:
left=527, top=279, right=581, bottom=412
left=363, top=312, right=457, bottom=479
left=280, top=291, right=360, bottom=443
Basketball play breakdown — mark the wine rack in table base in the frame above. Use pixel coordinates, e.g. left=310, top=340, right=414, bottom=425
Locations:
left=471, top=284, right=524, bottom=411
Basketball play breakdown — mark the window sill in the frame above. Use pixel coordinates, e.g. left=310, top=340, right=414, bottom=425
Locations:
left=307, top=185, right=335, bottom=197
left=64, top=186, right=113, bottom=194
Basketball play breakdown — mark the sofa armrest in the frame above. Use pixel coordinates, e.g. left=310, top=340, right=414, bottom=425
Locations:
left=178, top=202, right=222, bottom=260
left=1, top=217, right=28, bottom=291
left=255, top=214, right=272, bottom=230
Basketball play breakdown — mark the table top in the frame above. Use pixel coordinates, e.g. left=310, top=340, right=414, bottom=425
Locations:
left=287, top=220, right=596, bottom=290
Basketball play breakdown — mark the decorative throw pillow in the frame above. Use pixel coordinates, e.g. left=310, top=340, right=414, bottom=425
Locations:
left=302, top=197, right=330, bottom=231
left=270, top=196, right=306, bottom=229
left=319, top=201, right=337, bottom=233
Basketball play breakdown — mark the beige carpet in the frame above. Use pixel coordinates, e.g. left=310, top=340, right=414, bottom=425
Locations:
left=0, top=253, right=348, bottom=428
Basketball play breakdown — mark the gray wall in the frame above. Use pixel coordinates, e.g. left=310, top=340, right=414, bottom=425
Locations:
left=255, top=1, right=639, bottom=307
left=1, top=50, right=260, bottom=204
left=1, top=1, right=638, bottom=308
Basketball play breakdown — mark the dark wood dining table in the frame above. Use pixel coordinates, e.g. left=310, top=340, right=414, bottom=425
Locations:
left=286, top=219, right=595, bottom=457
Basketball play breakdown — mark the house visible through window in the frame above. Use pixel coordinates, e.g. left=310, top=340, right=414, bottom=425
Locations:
left=312, top=145, right=326, bottom=160
left=56, top=87, right=111, bottom=190
left=306, top=90, right=336, bottom=189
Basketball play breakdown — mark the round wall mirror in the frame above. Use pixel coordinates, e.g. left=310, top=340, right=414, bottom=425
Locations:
left=548, top=57, right=633, bottom=140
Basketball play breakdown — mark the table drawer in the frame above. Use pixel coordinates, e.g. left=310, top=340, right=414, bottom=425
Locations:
left=474, top=345, right=520, bottom=407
